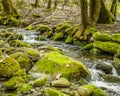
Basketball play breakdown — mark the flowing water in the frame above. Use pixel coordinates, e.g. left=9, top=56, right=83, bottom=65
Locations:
left=1, top=28, right=120, bottom=96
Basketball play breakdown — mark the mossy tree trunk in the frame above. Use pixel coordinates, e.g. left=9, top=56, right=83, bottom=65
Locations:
left=47, top=0, right=52, bottom=9
left=110, top=0, right=117, bottom=18
left=90, top=0, right=101, bottom=25
left=97, top=0, right=115, bottom=24
left=54, top=0, right=59, bottom=9
left=1, top=0, right=20, bottom=18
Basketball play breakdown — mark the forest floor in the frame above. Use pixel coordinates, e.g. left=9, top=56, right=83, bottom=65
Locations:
left=18, top=1, right=120, bottom=34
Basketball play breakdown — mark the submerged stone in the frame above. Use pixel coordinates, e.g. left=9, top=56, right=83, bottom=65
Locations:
left=36, top=52, right=91, bottom=80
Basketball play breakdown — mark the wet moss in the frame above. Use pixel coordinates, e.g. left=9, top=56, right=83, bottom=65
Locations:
left=111, top=33, right=120, bottom=43
left=82, top=43, right=93, bottom=50
left=92, top=88, right=108, bottom=96
left=36, top=25, right=50, bottom=34
left=53, top=32, right=64, bottom=41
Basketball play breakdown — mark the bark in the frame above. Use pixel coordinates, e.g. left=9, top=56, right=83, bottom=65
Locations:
left=110, top=0, right=117, bottom=18
left=47, top=0, right=52, bottom=9
left=90, top=0, right=101, bottom=25
left=1, top=0, right=19, bottom=18
left=97, top=0, right=115, bottom=24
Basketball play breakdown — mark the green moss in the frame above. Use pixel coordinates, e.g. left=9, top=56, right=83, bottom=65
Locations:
left=89, top=48, right=100, bottom=54
left=65, top=36, right=73, bottom=44
left=53, top=32, right=64, bottom=41
left=33, top=77, right=47, bottom=87
left=36, top=25, right=50, bottom=33
left=47, top=46, right=63, bottom=54
left=92, top=88, right=108, bottom=96
left=25, top=25, right=33, bottom=30
left=10, top=52, right=32, bottom=72
left=82, top=43, right=93, bottom=50
left=113, top=57, right=120, bottom=75
left=111, top=33, right=120, bottom=43
left=65, top=27, right=74, bottom=35
left=9, top=40, right=32, bottom=48
left=32, top=13, right=40, bottom=18
left=44, top=88, right=69, bottom=96
left=3, top=93, right=16, bottom=96
left=18, top=83, right=31, bottom=94
left=35, top=35, right=46, bottom=41
left=13, top=69, right=26, bottom=77
left=94, top=41, right=120, bottom=54
left=92, top=32, right=111, bottom=41
left=46, top=31, right=53, bottom=38
left=77, top=84, right=95, bottom=96
left=0, top=56, right=20, bottom=78
left=5, top=77, right=25, bottom=90
left=36, top=52, right=91, bottom=80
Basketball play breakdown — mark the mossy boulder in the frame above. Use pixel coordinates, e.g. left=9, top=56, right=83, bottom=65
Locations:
left=77, top=84, right=95, bottom=96
left=44, top=88, right=69, bottom=96
left=33, top=76, right=47, bottom=87
left=10, top=52, right=32, bottom=72
left=65, top=36, right=73, bottom=44
left=53, top=32, right=64, bottom=41
left=89, top=48, right=101, bottom=54
left=111, top=33, right=120, bottom=43
left=13, top=69, right=26, bottom=77
left=52, top=78, right=70, bottom=88
left=35, top=35, right=46, bottom=41
left=36, top=25, right=50, bottom=34
left=94, top=41, right=120, bottom=54
left=17, top=83, right=31, bottom=94
left=0, top=56, right=20, bottom=78
left=92, top=88, right=108, bottom=96
left=9, top=40, right=32, bottom=48
left=2, top=93, right=16, bottom=96
left=5, top=77, right=25, bottom=90
left=36, top=52, right=91, bottom=80
left=25, top=25, right=33, bottom=30
left=92, top=32, right=111, bottom=41
left=82, top=43, right=93, bottom=50
left=24, top=48, right=40, bottom=62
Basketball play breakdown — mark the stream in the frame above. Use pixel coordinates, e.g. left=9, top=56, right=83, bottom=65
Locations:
left=1, top=28, right=120, bottom=96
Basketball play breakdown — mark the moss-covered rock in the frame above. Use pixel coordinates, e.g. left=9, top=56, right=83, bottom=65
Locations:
left=65, top=36, right=73, bottom=44
left=33, top=76, right=47, bottom=87
left=13, top=69, right=26, bottom=77
left=53, top=32, right=64, bottom=41
left=82, top=43, right=93, bottom=50
left=46, top=31, right=53, bottom=38
left=24, top=48, right=40, bottom=62
left=5, top=77, right=25, bottom=90
left=44, top=88, right=69, bottom=96
left=10, top=52, right=32, bottom=72
left=0, top=56, right=20, bottom=78
left=92, top=88, right=108, bottom=96
left=25, top=25, right=33, bottom=30
left=36, top=25, right=50, bottom=34
left=92, top=32, right=111, bottom=41
left=89, top=48, right=101, bottom=54
left=94, top=41, right=120, bottom=54
left=9, top=40, right=32, bottom=48
left=77, top=84, right=95, bottom=96
left=35, top=35, right=46, bottom=41
left=52, top=78, right=70, bottom=88
left=17, top=83, right=31, bottom=94
left=0, top=40, right=9, bottom=47
left=111, top=33, right=120, bottom=43
left=2, top=93, right=16, bottom=96
left=36, top=52, right=91, bottom=80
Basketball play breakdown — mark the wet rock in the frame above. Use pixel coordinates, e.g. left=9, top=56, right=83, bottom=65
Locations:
left=36, top=52, right=91, bottom=80
left=44, top=88, right=69, bottom=96
left=82, top=43, right=93, bottom=50
left=33, top=76, right=47, bottom=87
left=95, top=63, right=112, bottom=74
left=77, top=84, right=95, bottom=96
left=111, top=33, right=120, bottom=43
left=35, top=35, right=46, bottom=41
left=5, top=77, right=25, bottom=90
left=51, top=78, right=70, bottom=88
left=94, top=41, right=120, bottom=54
left=100, top=74, right=120, bottom=82
left=113, top=57, right=120, bottom=75
left=92, top=32, right=111, bottom=41
left=91, top=88, right=108, bottom=96
left=0, top=56, right=20, bottom=78
left=9, top=40, right=32, bottom=48
left=17, top=83, right=31, bottom=94
left=10, top=52, right=32, bottom=72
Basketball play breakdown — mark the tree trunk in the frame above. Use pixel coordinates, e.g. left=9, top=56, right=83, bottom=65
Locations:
left=97, top=0, right=115, bottom=24
left=90, top=0, right=101, bottom=25
left=47, top=0, right=52, bottom=9
left=34, top=0, right=39, bottom=7
left=110, top=0, right=117, bottom=18
left=54, top=0, right=59, bottom=9
left=1, top=0, right=19, bottom=18
left=80, top=0, right=89, bottom=29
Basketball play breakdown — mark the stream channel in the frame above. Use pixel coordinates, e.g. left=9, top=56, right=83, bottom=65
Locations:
left=0, top=28, right=120, bottom=96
